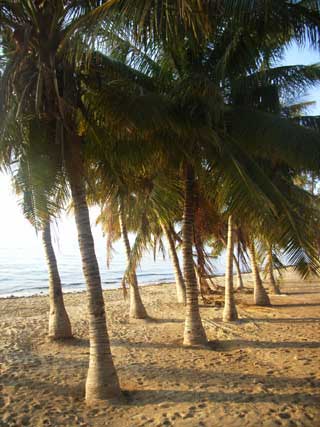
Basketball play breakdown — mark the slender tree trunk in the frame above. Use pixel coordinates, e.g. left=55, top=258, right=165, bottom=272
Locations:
left=182, top=164, right=207, bottom=346
left=162, top=223, right=186, bottom=304
left=248, top=241, right=271, bottom=306
left=221, top=236, right=244, bottom=290
left=119, top=201, right=148, bottom=319
left=42, top=220, right=72, bottom=339
left=223, top=216, right=238, bottom=321
left=233, top=254, right=244, bottom=290
left=267, top=246, right=281, bottom=294
left=66, top=137, right=120, bottom=402
left=194, top=231, right=213, bottom=298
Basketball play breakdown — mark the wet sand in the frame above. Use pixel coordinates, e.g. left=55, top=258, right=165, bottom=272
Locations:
left=1, top=269, right=320, bottom=426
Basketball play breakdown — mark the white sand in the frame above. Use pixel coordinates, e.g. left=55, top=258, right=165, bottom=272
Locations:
left=0, top=269, right=320, bottom=426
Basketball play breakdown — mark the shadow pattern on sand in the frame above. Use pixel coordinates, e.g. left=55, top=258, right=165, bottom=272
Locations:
left=2, top=369, right=320, bottom=408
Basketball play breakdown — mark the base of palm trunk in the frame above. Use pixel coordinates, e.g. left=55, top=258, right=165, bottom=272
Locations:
left=129, top=287, right=148, bottom=319
left=223, top=304, right=238, bottom=322
left=130, top=304, right=148, bottom=319
left=254, top=286, right=271, bottom=306
left=85, top=364, right=121, bottom=402
left=183, top=316, right=207, bottom=346
left=48, top=309, right=72, bottom=340
left=270, top=284, right=281, bottom=295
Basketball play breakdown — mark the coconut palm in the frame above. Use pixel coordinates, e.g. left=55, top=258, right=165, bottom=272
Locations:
left=0, top=1, right=121, bottom=401
left=266, top=245, right=281, bottom=295
left=98, top=192, right=149, bottom=319
left=223, top=215, right=238, bottom=321
left=233, top=254, right=244, bottom=290
left=11, top=121, right=72, bottom=340
left=161, top=222, right=186, bottom=304
left=118, top=197, right=148, bottom=318
left=247, top=240, right=271, bottom=306
left=182, top=163, right=207, bottom=346
left=42, top=220, right=73, bottom=339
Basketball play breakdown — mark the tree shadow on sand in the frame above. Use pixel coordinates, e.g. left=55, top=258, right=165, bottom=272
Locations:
left=137, top=317, right=183, bottom=324
left=124, top=389, right=320, bottom=407
left=109, top=338, right=320, bottom=351
left=5, top=373, right=320, bottom=408
left=272, top=302, right=320, bottom=308
left=212, top=339, right=320, bottom=351
left=237, top=317, right=320, bottom=324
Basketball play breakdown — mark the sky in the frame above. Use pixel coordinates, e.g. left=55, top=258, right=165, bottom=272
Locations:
left=0, top=44, right=319, bottom=254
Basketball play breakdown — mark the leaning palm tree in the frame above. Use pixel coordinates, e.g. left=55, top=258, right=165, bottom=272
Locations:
left=89, top=127, right=186, bottom=307
left=12, top=129, right=72, bottom=340
left=118, top=197, right=148, bottom=318
left=266, top=245, right=281, bottom=295
left=42, top=220, right=73, bottom=339
left=234, top=254, right=244, bottom=290
left=223, top=215, right=238, bottom=321
left=87, top=143, right=153, bottom=319
left=0, top=2, right=121, bottom=401
left=161, top=222, right=186, bottom=304
left=247, top=240, right=271, bottom=306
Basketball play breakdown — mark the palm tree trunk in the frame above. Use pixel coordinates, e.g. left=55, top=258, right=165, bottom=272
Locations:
left=66, top=137, right=120, bottom=402
left=248, top=241, right=271, bottom=306
left=221, top=236, right=244, bottom=290
left=194, top=231, right=213, bottom=298
left=267, top=246, right=281, bottom=294
left=42, top=220, right=72, bottom=339
left=182, top=163, right=207, bottom=346
left=233, top=254, right=244, bottom=290
left=223, top=215, right=238, bottom=321
left=119, top=201, right=148, bottom=319
left=161, top=223, right=186, bottom=304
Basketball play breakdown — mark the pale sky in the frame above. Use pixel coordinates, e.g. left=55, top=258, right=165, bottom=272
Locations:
left=0, top=45, right=319, bottom=254
left=0, top=173, right=103, bottom=252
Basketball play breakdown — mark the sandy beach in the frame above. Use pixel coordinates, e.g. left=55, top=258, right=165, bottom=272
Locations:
left=1, top=270, right=320, bottom=427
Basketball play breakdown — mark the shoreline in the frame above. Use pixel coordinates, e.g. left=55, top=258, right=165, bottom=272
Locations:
left=0, top=278, right=175, bottom=300
left=1, top=265, right=319, bottom=299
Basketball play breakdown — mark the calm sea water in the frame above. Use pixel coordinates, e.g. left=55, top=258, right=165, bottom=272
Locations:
left=0, top=185, right=226, bottom=299
left=0, top=241, right=177, bottom=298
left=0, top=237, right=226, bottom=298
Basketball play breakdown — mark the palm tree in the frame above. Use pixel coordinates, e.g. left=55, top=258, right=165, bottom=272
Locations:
left=233, top=254, right=244, bottom=290
left=0, top=2, right=121, bottom=401
left=66, top=137, right=121, bottom=400
left=12, top=130, right=72, bottom=340
left=265, top=244, right=281, bottom=294
left=42, top=220, right=73, bottom=339
left=182, top=163, right=207, bottom=346
left=118, top=198, right=148, bottom=319
left=248, top=240, right=271, bottom=307
left=161, top=222, right=186, bottom=304
left=223, top=215, right=238, bottom=321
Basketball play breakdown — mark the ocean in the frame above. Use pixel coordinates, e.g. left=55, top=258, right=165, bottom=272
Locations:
left=0, top=231, right=226, bottom=298
left=0, top=176, right=226, bottom=298
left=0, top=239, right=179, bottom=298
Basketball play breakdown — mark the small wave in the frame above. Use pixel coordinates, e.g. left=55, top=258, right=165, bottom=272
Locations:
left=62, top=282, right=84, bottom=288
